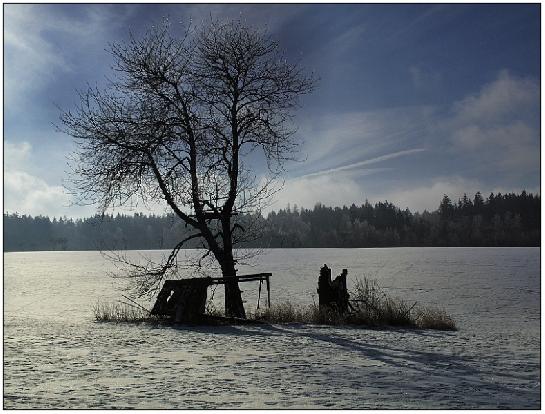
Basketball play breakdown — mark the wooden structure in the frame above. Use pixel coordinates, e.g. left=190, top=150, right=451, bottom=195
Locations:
left=317, top=265, right=350, bottom=313
left=150, top=273, right=272, bottom=323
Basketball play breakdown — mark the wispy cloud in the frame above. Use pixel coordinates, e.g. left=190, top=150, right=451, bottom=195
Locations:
left=385, top=4, right=451, bottom=43
left=292, top=106, right=434, bottom=175
left=187, top=4, right=308, bottom=33
left=409, top=64, right=442, bottom=90
left=4, top=5, right=134, bottom=111
left=325, top=22, right=367, bottom=56
left=299, top=148, right=426, bottom=178
left=4, top=5, right=73, bottom=101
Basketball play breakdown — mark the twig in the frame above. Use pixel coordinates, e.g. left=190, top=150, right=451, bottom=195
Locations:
left=121, top=294, right=151, bottom=314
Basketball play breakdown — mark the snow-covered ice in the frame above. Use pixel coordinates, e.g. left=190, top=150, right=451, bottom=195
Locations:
left=4, top=248, right=540, bottom=409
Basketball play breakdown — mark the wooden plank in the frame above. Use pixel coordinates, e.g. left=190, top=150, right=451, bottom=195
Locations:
left=158, top=273, right=272, bottom=286
left=209, top=277, right=268, bottom=284
left=257, top=280, right=262, bottom=309
left=266, top=275, right=270, bottom=308
left=207, top=273, right=272, bottom=285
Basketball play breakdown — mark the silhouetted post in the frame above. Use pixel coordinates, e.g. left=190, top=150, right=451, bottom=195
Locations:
left=333, top=269, right=349, bottom=313
left=318, top=264, right=332, bottom=308
left=257, top=280, right=262, bottom=309
left=266, top=275, right=271, bottom=308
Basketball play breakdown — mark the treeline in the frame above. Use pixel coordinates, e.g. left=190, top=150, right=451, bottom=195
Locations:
left=263, top=191, right=540, bottom=247
left=3, top=213, right=192, bottom=252
left=3, top=191, right=540, bottom=251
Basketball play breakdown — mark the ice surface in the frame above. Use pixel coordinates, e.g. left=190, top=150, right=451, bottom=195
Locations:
left=4, top=247, right=540, bottom=409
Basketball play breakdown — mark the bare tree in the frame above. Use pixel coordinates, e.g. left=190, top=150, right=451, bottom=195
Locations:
left=60, top=19, right=315, bottom=318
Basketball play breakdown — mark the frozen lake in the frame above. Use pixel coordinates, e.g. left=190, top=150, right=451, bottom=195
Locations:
left=4, top=247, right=540, bottom=408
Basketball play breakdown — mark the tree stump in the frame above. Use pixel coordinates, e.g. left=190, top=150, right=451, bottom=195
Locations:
left=317, top=265, right=349, bottom=313
left=318, top=264, right=333, bottom=307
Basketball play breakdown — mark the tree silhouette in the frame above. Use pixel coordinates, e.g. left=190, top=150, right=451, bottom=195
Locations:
left=60, top=20, right=315, bottom=317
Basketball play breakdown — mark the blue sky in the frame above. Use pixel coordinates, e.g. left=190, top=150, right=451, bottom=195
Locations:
left=4, top=4, right=541, bottom=217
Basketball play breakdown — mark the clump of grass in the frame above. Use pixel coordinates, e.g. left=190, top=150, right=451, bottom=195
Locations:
left=93, top=301, right=155, bottom=323
left=252, top=302, right=315, bottom=323
left=347, top=277, right=456, bottom=330
left=347, top=278, right=416, bottom=327
left=413, top=306, right=456, bottom=330
left=204, top=298, right=225, bottom=318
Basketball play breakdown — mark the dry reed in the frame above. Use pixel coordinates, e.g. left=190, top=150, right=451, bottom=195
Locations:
left=93, top=301, right=155, bottom=323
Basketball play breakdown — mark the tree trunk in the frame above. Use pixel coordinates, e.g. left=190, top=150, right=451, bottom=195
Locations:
left=221, top=256, right=246, bottom=318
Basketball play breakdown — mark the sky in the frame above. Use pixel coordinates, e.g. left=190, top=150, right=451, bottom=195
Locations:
left=3, top=3, right=541, bottom=217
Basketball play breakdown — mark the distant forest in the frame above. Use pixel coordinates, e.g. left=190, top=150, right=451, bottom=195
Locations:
left=4, top=191, right=540, bottom=252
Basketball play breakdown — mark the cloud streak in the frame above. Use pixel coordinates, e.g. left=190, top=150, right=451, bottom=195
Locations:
left=299, top=148, right=426, bottom=178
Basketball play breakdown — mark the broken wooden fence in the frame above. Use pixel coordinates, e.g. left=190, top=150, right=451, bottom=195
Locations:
left=150, top=273, right=272, bottom=323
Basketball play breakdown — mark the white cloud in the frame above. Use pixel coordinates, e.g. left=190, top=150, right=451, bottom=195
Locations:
left=451, top=121, right=538, bottom=169
left=4, top=138, right=177, bottom=217
left=4, top=170, right=69, bottom=216
left=4, top=141, right=32, bottom=170
left=373, top=177, right=540, bottom=213
left=271, top=174, right=364, bottom=211
left=443, top=70, right=539, bottom=175
left=3, top=140, right=94, bottom=217
left=296, top=71, right=539, bottom=186
left=453, top=70, right=538, bottom=123
left=4, top=141, right=62, bottom=215
left=375, top=177, right=482, bottom=212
